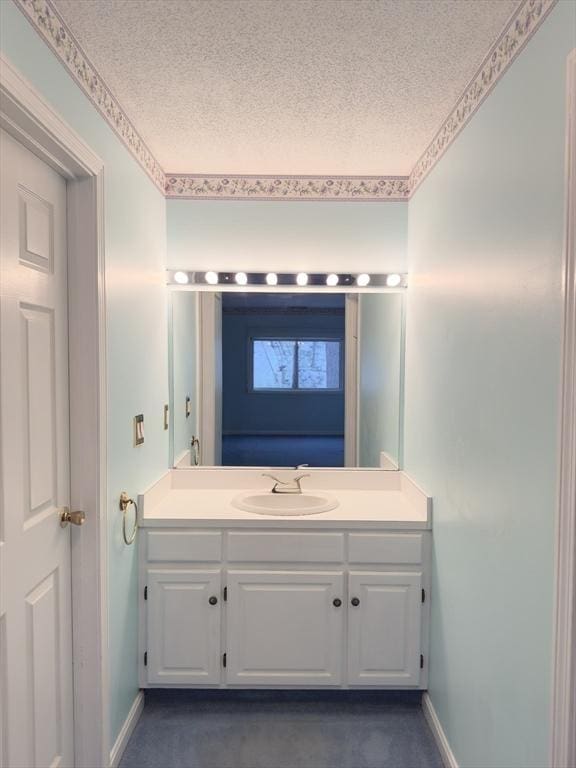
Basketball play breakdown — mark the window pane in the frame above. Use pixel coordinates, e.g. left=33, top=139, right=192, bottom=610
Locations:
left=253, top=340, right=296, bottom=389
left=297, top=341, right=341, bottom=389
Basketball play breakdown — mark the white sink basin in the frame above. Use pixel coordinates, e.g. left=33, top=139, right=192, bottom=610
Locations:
left=232, top=491, right=339, bottom=516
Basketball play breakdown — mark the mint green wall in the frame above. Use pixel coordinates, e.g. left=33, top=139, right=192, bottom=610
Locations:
left=167, top=199, right=408, bottom=273
left=170, top=292, right=198, bottom=463
left=358, top=294, right=404, bottom=467
left=0, top=1, right=169, bottom=748
left=404, top=5, right=575, bottom=766
left=4, top=0, right=573, bottom=759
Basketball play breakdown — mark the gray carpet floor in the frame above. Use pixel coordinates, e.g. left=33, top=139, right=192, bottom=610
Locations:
left=119, top=691, right=443, bottom=768
left=222, top=435, right=345, bottom=467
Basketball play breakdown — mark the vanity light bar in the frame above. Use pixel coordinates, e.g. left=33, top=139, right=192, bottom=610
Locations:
left=167, top=271, right=408, bottom=290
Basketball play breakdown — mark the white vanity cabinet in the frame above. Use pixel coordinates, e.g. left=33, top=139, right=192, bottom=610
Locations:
left=139, top=527, right=430, bottom=690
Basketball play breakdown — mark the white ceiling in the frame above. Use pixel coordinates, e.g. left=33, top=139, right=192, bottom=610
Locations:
left=53, top=0, right=520, bottom=177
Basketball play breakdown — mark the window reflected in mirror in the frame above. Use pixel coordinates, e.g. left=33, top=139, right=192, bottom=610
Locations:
left=252, top=338, right=343, bottom=392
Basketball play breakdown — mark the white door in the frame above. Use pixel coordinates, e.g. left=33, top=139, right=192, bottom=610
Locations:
left=348, top=571, right=422, bottom=686
left=226, top=570, right=344, bottom=685
left=147, top=569, right=222, bottom=684
left=0, top=130, right=74, bottom=767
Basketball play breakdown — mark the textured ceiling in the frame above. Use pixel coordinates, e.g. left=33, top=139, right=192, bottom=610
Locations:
left=53, top=0, right=520, bottom=176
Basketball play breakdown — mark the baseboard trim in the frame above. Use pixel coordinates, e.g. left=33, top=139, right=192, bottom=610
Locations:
left=422, top=692, right=459, bottom=768
left=109, top=690, right=144, bottom=768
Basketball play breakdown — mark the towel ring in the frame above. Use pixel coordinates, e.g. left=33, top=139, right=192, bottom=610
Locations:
left=119, top=492, right=138, bottom=545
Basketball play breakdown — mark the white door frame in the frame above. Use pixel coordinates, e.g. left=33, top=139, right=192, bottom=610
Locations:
left=550, top=48, right=576, bottom=768
left=198, top=291, right=222, bottom=465
left=344, top=294, right=358, bottom=466
left=0, top=54, right=109, bottom=768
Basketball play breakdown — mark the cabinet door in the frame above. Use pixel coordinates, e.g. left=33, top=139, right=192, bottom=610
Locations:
left=348, top=571, right=422, bottom=686
left=226, top=570, right=344, bottom=685
left=147, top=569, right=221, bottom=684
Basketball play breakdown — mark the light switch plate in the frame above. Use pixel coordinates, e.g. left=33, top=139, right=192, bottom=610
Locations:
left=134, top=414, right=144, bottom=445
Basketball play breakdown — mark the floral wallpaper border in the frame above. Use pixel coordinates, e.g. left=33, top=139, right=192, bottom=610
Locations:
left=409, top=0, right=557, bottom=193
left=15, top=0, right=166, bottom=191
left=164, top=175, right=411, bottom=201
left=15, top=0, right=557, bottom=200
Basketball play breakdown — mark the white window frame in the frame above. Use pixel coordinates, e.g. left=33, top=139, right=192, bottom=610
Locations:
left=249, top=335, right=345, bottom=393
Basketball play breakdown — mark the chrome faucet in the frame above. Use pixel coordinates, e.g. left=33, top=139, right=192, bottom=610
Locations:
left=262, top=472, right=311, bottom=494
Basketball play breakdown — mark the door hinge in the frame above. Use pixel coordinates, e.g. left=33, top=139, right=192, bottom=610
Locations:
left=223, top=586, right=228, bottom=602
left=222, top=652, right=227, bottom=668
left=421, top=588, right=425, bottom=604
left=420, top=654, right=424, bottom=669
left=144, top=585, right=148, bottom=600
left=144, top=652, right=148, bottom=667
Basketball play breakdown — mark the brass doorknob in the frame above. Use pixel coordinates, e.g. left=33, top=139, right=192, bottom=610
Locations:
left=60, top=508, right=86, bottom=528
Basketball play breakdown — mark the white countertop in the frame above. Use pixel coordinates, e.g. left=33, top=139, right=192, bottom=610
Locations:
left=138, top=469, right=431, bottom=530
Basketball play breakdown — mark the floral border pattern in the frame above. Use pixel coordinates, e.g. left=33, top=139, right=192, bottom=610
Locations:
left=164, top=175, right=411, bottom=201
left=15, top=0, right=557, bottom=200
left=409, top=0, right=557, bottom=193
left=15, top=0, right=165, bottom=191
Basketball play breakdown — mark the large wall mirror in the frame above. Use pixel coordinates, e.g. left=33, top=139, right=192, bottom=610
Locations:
left=169, top=289, right=404, bottom=469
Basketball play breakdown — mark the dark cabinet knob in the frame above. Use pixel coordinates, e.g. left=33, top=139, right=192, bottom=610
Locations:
left=208, top=596, right=218, bottom=606
left=333, top=598, right=342, bottom=607
left=351, top=597, right=360, bottom=607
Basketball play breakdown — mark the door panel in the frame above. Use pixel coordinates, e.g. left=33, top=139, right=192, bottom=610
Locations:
left=18, top=185, right=54, bottom=272
left=21, top=304, right=57, bottom=519
left=0, top=129, right=74, bottom=767
left=226, top=570, right=344, bottom=685
left=147, top=569, right=222, bottom=684
left=348, top=571, right=422, bottom=686
left=26, top=571, right=63, bottom=767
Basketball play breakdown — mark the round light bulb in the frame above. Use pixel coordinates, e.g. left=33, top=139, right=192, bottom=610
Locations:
left=266, top=273, right=278, bottom=286
left=386, top=273, right=402, bottom=288
left=235, top=272, right=248, bottom=286
left=205, top=271, right=218, bottom=285
left=296, top=272, right=309, bottom=286
left=173, top=271, right=189, bottom=285
left=326, top=273, right=339, bottom=287
left=356, top=273, right=371, bottom=287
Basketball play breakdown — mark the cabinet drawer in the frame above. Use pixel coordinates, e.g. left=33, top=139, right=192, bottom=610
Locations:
left=146, top=530, right=222, bottom=562
left=348, top=533, right=423, bottom=564
left=227, top=531, right=345, bottom=563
